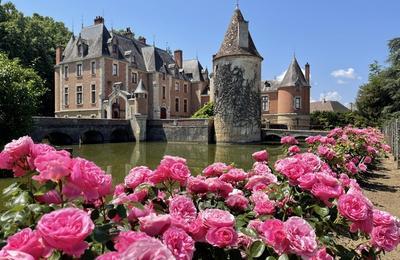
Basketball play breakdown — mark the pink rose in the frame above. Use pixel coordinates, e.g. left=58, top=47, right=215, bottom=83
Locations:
left=281, top=135, right=298, bottom=145
left=28, top=143, right=56, bottom=167
left=63, top=158, right=112, bottom=202
left=275, top=158, right=309, bottom=185
left=252, top=150, right=268, bottom=162
left=345, top=161, right=358, bottom=175
left=371, top=223, right=400, bottom=252
left=245, top=174, right=277, bottom=191
left=358, top=163, right=367, bottom=172
left=148, top=165, right=169, bottom=184
left=163, top=227, right=195, bottom=260
left=206, top=178, right=233, bottom=198
left=169, top=162, right=191, bottom=185
left=37, top=208, right=94, bottom=257
left=251, top=162, right=272, bottom=176
left=169, top=195, right=197, bottom=231
left=127, top=203, right=154, bottom=221
left=124, top=166, right=152, bottom=189
left=120, top=237, right=175, bottom=260
left=310, top=247, right=334, bottom=260
left=35, top=189, right=62, bottom=205
left=187, top=215, right=208, bottom=242
left=288, top=145, right=301, bottom=154
left=114, top=231, right=150, bottom=253
left=201, top=209, right=235, bottom=228
left=219, top=168, right=247, bottom=183
left=33, top=150, right=72, bottom=182
left=3, top=136, right=33, bottom=160
left=161, top=155, right=187, bottom=167
left=338, top=192, right=373, bottom=233
left=96, top=251, right=120, bottom=260
left=202, top=162, right=231, bottom=177
left=373, top=210, right=396, bottom=227
left=298, top=173, right=317, bottom=190
left=186, top=176, right=208, bottom=194
left=139, top=213, right=171, bottom=236
left=205, top=227, right=237, bottom=248
left=260, top=219, right=289, bottom=255
left=0, top=250, right=35, bottom=260
left=226, top=194, right=249, bottom=211
left=1, top=228, right=48, bottom=259
left=251, top=191, right=275, bottom=216
left=364, top=156, right=372, bottom=164
left=284, top=217, right=317, bottom=257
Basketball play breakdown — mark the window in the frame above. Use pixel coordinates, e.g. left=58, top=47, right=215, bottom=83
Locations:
left=91, top=85, right=96, bottom=104
left=64, top=87, right=69, bottom=106
left=78, top=44, right=83, bottom=56
left=132, top=72, right=137, bottom=83
left=64, top=66, right=69, bottom=79
left=91, top=61, right=96, bottom=75
left=112, top=64, right=118, bottom=76
left=112, top=44, right=118, bottom=53
left=76, top=64, right=82, bottom=77
left=262, top=96, right=269, bottom=111
left=175, top=82, right=180, bottom=92
left=294, top=96, right=301, bottom=110
left=175, top=98, right=179, bottom=112
left=184, top=84, right=188, bottom=93
left=76, top=86, right=83, bottom=105
left=162, top=86, right=166, bottom=99
left=184, top=99, right=188, bottom=113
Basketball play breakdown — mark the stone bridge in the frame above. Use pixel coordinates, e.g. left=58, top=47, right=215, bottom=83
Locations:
left=262, top=128, right=329, bottom=142
left=30, top=117, right=135, bottom=145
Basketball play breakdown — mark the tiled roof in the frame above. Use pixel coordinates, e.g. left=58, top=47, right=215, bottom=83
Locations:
left=280, top=57, right=309, bottom=87
left=310, top=100, right=350, bottom=113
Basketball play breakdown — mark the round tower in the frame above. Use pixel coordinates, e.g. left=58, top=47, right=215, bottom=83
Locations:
left=212, top=7, right=263, bottom=143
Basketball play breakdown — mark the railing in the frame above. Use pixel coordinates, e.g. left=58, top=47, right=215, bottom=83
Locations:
left=382, top=118, right=400, bottom=169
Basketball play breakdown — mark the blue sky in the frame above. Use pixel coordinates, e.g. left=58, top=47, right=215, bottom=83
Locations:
left=9, top=0, right=400, bottom=105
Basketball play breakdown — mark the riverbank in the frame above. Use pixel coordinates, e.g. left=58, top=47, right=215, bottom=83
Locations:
left=361, top=157, right=400, bottom=259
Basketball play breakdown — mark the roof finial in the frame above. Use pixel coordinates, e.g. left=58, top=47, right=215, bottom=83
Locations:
left=235, top=0, right=239, bottom=9
left=152, top=34, right=156, bottom=47
left=71, top=18, right=74, bottom=35
left=81, top=14, right=84, bottom=29
left=196, top=50, right=198, bottom=60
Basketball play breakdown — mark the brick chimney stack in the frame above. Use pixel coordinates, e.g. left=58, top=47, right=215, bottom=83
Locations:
left=55, top=46, right=63, bottom=65
left=174, top=50, right=183, bottom=69
left=138, top=36, right=147, bottom=45
left=94, top=16, right=104, bottom=25
left=305, top=62, right=310, bottom=84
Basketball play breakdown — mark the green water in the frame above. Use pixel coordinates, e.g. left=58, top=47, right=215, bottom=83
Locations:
left=0, top=142, right=285, bottom=195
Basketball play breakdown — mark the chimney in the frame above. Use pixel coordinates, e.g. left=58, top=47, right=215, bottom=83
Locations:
left=55, top=46, right=63, bottom=65
left=124, top=27, right=133, bottom=38
left=138, top=36, right=147, bottom=45
left=174, top=50, right=183, bottom=69
left=94, top=16, right=104, bottom=25
left=305, top=62, right=310, bottom=84
left=238, top=21, right=249, bottom=48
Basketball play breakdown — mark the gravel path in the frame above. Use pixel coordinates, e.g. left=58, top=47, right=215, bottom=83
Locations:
left=360, top=157, right=400, bottom=260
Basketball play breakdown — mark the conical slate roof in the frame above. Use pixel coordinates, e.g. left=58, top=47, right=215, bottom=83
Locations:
left=134, top=79, right=147, bottom=94
left=214, top=8, right=262, bottom=60
left=280, top=57, right=309, bottom=87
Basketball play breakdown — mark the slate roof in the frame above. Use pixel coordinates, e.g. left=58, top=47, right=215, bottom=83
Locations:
left=280, top=57, right=309, bottom=87
left=310, top=100, right=350, bottom=113
left=261, top=80, right=280, bottom=92
left=60, top=23, right=206, bottom=82
left=214, top=8, right=262, bottom=60
left=134, top=79, right=147, bottom=94
left=183, top=59, right=205, bottom=82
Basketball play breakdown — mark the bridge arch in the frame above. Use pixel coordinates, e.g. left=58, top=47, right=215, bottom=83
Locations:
left=81, top=130, right=104, bottom=144
left=42, top=132, right=73, bottom=145
left=110, top=128, right=132, bottom=143
left=263, top=134, right=282, bottom=143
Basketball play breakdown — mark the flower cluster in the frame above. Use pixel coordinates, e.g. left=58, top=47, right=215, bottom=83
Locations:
left=0, top=128, right=398, bottom=259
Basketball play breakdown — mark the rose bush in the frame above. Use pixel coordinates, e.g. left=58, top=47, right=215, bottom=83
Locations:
left=0, top=127, right=398, bottom=259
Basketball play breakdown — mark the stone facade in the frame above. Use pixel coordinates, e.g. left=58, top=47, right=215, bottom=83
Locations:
left=212, top=8, right=263, bottom=143
left=54, top=17, right=209, bottom=120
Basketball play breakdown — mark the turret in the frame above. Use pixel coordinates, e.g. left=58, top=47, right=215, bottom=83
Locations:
left=134, top=79, right=148, bottom=115
left=212, top=7, right=263, bottom=143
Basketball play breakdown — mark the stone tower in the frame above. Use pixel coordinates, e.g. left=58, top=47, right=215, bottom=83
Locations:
left=212, top=7, right=263, bottom=143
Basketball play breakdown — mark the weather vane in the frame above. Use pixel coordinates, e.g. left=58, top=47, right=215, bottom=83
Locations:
left=236, top=0, right=239, bottom=9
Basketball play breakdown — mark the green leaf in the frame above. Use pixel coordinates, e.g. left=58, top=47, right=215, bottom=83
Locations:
left=93, top=227, right=111, bottom=243
left=249, top=240, right=265, bottom=258
left=107, top=209, right=118, bottom=219
left=239, top=227, right=258, bottom=238
left=278, top=254, right=289, bottom=260
left=90, top=209, right=100, bottom=221
left=116, top=204, right=127, bottom=218
left=314, top=205, right=329, bottom=217
left=131, top=201, right=144, bottom=210
left=265, top=257, right=277, bottom=260
left=292, top=205, right=303, bottom=216
left=2, top=183, right=20, bottom=197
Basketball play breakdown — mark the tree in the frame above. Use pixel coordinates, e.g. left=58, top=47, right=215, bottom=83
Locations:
left=191, top=102, right=214, bottom=119
left=356, top=37, right=400, bottom=125
left=0, top=1, right=71, bottom=116
left=0, top=52, right=45, bottom=144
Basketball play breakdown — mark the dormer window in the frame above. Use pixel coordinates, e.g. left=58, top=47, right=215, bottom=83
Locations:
left=112, top=44, right=118, bottom=54
left=78, top=44, right=83, bottom=56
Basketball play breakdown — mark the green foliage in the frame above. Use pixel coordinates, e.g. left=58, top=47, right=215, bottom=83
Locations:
left=0, top=1, right=71, bottom=115
left=0, top=53, right=45, bottom=144
left=356, top=37, right=400, bottom=125
left=310, top=111, right=369, bottom=130
left=191, top=102, right=214, bottom=119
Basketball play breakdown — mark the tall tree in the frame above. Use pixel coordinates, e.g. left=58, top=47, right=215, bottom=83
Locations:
left=0, top=1, right=71, bottom=115
left=0, top=52, right=46, bottom=144
left=356, top=37, right=400, bottom=124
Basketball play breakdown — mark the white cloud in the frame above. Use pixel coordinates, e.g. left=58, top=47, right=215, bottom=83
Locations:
left=310, top=97, right=317, bottom=102
left=331, top=68, right=356, bottom=79
left=319, top=91, right=342, bottom=101
left=337, top=79, right=347, bottom=84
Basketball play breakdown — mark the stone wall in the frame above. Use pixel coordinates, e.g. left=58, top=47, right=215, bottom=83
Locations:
left=147, top=118, right=213, bottom=143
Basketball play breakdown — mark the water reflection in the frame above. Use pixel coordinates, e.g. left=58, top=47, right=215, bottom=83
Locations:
left=71, top=142, right=285, bottom=185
